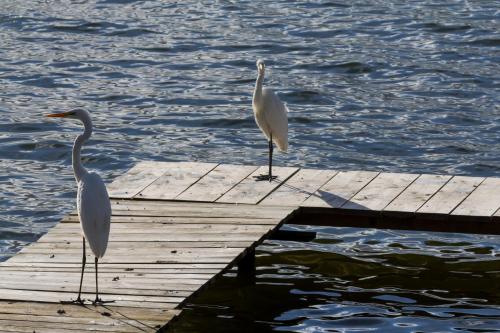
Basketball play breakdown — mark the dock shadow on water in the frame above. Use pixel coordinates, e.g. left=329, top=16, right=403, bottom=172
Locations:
left=168, top=226, right=500, bottom=333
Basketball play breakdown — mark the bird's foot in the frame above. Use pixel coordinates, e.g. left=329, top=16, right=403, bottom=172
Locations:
left=92, top=297, right=115, bottom=306
left=253, top=174, right=277, bottom=182
left=60, top=297, right=85, bottom=306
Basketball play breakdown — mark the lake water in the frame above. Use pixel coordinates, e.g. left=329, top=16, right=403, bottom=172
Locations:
left=0, top=1, right=499, bottom=332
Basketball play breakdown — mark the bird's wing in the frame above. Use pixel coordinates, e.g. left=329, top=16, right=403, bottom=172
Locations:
left=262, top=88, right=288, bottom=152
left=78, top=172, right=111, bottom=258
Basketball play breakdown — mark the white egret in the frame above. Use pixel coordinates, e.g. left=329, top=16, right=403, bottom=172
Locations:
left=252, top=59, right=288, bottom=182
left=47, top=109, right=111, bottom=305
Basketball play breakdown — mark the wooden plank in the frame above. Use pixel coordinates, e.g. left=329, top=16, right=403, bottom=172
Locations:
left=136, top=162, right=218, bottom=199
left=0, top=320, right=147, bottom=333
left=418, top=176, right=484, bottom=215
left=63, top=215, right=279, bottom=225
left=37, top=232, right=270, bottom=243
left=176, top=164, right=259, bottom=202
left=0, top=267, right=221, bottom=275
left=0, top=325, right=151, bottom=333
left=342, top=172, right=419, bottom=210
left=384, top=174, right=451, bottom=212
left=0, top=276, right=206, bottom=290
left=451, top=177, right=500, bottom=216
left=0, top=281, right=200, bottom=296
left=217, top=166, right=299, bottom=204
left=107, top=198, right=292, bottom=213
left=0, top=271, right=213, bottom=281
left=51, top=223, right=274, bottom=233
left=75, top=204, right=290, bottom=220
left=24, top=241, right=252, bottom=250
left=260, top=168, right=337, bottom=206
left=0, top=301, right=179, bottom=321
left=21, top=246, right=244, bottom=257
left=7, top=253, right=243, bottom=264
left=0, top=289, right=180, bottom=308
left=106, top=161, right=169, bottom=198
left=301, top=170, right=379, bottom=208
left=110, top=198, right=291, bottom=210
left=0, top=313, right=159, bottom=332
left=0, top=262, right=226, bottom=269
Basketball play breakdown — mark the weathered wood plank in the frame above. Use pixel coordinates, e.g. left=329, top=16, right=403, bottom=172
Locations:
left=0, top=270, right=213, bottom=281
left=343, top=172, right=419, bottom=210
left=0, top=281, right=200, bottom=296
left=50, top=223, right=275, bottom=233
left=0, top=301, right=179, bottom=321
left=301, top=171, right=379, bottom=208
left=20, top=246, right=244, bottom=257
left=0, top=266, right=221, bottom=275
left=176, top=164, right=259, bottom=202
left=0, top=312, right=161, bottom=333
left=260, top=168, right=337, bottom=206
left=217, top=166, right=299, bottom=204
left=384, top=174, right=451, bottom=213
left=451, top=177, right=500, bottom=216
left=106, top=161, right=168, bottom=198
left=24, top=241, right=252, bottom=250
left=0, top=288, right=180, bottom=308
left=7, top=253, right=244, bottom=264
left=37, top=232, right=271, bottom=243
left=71, top=204, right=290, bottom=220
left=0, top=262, right=226, bottom=269
left=136, top=162, right=218, bottom=200
left=0, top=320, right=149, bottom=333
left=63, top=215, right=279, bottom=225
left=418, top=176, right=484, bottom=215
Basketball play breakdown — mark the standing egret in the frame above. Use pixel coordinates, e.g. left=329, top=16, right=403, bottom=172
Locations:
left=252, top=59, right=288, bottom=182
left=47, top=109, right=111, bottom=305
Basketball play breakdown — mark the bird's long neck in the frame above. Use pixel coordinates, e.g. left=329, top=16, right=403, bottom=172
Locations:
left=72, top=116, right=92, bottom=183
left=253, top=70, right=265, bottom=107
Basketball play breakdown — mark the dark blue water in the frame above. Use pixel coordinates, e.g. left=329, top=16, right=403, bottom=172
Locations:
left=172, top=226, right=500, bottom=333
left=1, top=1, right=499, bottom=331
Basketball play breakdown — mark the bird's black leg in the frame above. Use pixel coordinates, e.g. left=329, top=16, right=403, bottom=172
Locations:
left=61, top=237, right=86, bottom=305
left=268, top=138, right=274, bottom=182
left=93, top=257, right=114, bottom=305
left=94, top=257, right=100, bottom=304
left=254, top=134, right=278, bottom=182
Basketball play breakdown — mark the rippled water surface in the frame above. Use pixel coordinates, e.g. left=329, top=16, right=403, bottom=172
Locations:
left=1, top=1, right=499, bottom=331
left=170, top=226, right=500, bottom=333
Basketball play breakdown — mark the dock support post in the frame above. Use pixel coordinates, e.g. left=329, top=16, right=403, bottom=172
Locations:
left=237, top=248, right=255, bottom=278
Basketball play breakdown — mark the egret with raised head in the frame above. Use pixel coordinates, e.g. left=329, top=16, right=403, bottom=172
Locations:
left=252, top=59, right=288, bottom=182
left=47, top=109, right=111, bottom=305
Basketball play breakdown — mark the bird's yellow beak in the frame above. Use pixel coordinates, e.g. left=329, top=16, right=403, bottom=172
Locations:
left=46, top=111, right=75, bottom=118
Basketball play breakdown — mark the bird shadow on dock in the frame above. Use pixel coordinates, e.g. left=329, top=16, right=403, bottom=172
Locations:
left=270, top=180, right=369, bottom=210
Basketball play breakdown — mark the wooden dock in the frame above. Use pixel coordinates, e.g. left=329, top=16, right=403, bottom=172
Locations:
left=1, top=161, right=500, bottom=332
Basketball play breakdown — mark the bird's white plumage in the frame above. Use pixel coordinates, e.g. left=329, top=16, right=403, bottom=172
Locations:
left=258, top=88, right=288, bottom=151
left=77, top=172, right=111, bottom=258
left=47, top=108, right=111, bottom=303
left=252, top=60, right=289, bottom=152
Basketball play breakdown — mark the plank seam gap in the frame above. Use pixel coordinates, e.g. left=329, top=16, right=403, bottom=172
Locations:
left=128, top=166, right=173, bottom=198
left=381, top=173, right=422, bottom=211
left=256, top=168, right=302, bottom=204
left=339, top=171, right=381, bottom=208
left=173, top=163, right=221, bottom=200
left=448, top=176, right=487, bottom=215
left=296, top=170, right=340, bottom=206
left=414, top=175, right=453, bottom=213
left=211, top=165, right=260, bottom=202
